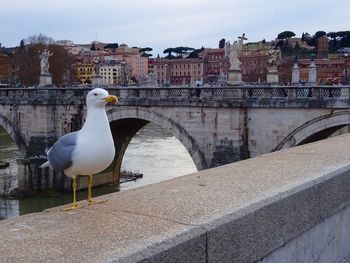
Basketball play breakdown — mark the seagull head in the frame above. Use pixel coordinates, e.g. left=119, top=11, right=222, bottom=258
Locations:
left=86, top=88, right=118, bottom=108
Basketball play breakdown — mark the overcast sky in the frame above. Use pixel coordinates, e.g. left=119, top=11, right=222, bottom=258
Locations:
left=1, top=0, right=350, bottom=56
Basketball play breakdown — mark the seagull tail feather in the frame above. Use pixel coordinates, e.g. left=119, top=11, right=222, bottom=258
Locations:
left=39, top=161, right=50, bottom=169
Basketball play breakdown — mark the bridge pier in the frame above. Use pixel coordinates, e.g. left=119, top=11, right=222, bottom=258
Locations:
left=16, top=157, right=68, bottom=197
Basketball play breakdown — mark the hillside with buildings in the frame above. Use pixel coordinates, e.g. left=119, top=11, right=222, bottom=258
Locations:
left=0, top=31, right=349, bottom=87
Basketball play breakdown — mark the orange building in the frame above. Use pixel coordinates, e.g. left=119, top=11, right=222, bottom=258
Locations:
left=76, top=62, right=93, bottom=84
left=298, top=58, right=345, bottom=84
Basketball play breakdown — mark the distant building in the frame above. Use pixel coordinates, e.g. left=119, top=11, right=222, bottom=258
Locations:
left=125, top=56, right=148, bottom=81
left=317, top=36, right=329, bottom=59
left=343, top=54, right=350, bottom=84
left=55, top=40, right=75, bottom=47
left=298, top=58, right=345, bottom=84
left=90, top=41, right=106, bottom=51
left=103, top=44, right=148, bottom=81
left=99, top=62, right=122, bottom=85
left=153, top=58, right=205, bottom=86
left=287, top=37, right=314, bottom=50
left=115, top=44, right=141, bottom=56
left=240, top=42, right=271, bottom=83
left=199, top=48, right=229, bottom=84
left=76, top=62, right=93, bottom=84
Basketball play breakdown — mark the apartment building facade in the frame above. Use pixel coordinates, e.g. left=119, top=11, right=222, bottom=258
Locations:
left=153, top=58, right=205, bottom=86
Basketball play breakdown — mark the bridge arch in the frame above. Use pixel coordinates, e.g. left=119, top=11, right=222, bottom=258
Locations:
left=0, top=114, right=27, bottom=153
left=274, top=110, right=350, bottom=151
left=107, top=106, right=207, bottom=175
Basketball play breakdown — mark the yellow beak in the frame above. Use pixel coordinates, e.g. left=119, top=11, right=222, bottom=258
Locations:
left=104, top=95, right=118, bottom=104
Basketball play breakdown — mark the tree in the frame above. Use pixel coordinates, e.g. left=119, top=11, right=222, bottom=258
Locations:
left=139, top=47, right=153, bottom=57
left=187, top=47, right=205, bottom=58
left=163, top=48, right=175, bottom=58
left=15, top=43, right=77, bottom=86
left=314, top=31, right=326, bottom=39
left=275, top=39, right=285, bottom=47
left=277, top=31, right=296, bottom=39
left=20, top=39, right=25, bottom=50
left=25, top=33, right=54, bottom=45
left=90, top=43, right=96, bottom=51
left=339, top=31, right=350, bottom=47
left=327, top=31, right=337, bottom=40
left=303, top=32, right=312, bottom=41
left=172, top=46, right=195, bottom=57
left=104, top=43, right=118, bottom=52
left=303, top=32, right=316, bottom=47
left=163, top=47, right=195, bottom=59
left=219, top=38, right=226, bottom=49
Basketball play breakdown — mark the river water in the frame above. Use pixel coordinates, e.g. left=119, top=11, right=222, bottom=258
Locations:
left=0, top=123, right=197, bottom=220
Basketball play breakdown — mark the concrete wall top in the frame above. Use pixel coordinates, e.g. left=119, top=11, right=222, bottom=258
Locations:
left=1, top=134, right=350, bottom=262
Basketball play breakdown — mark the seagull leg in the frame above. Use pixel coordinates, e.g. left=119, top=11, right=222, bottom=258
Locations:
left=61, top=177, right=83, bottom=211
left=88, top=175, right=107, bottom=205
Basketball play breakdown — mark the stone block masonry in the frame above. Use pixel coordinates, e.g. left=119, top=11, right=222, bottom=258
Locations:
left=1, top=86, right=350, bottom=195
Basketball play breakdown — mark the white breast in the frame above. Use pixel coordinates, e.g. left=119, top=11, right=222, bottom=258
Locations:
left=64, top=107, right=115, bottom=178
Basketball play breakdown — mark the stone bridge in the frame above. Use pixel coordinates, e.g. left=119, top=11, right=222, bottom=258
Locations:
left=0, top=85, right=350, bottom=193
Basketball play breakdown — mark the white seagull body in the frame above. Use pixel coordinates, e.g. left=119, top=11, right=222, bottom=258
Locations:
left=64, top=98, right=115, bottom=177
left=41, top=88, right=118, bottom=210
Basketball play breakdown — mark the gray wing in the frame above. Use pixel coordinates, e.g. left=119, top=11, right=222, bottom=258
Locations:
left=47, top=132, right=78, bottom=171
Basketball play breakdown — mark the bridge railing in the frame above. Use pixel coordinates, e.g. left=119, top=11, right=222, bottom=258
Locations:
left=0, top=85, right=349, bottom=105
left=108, top=86, right=350, bottom=102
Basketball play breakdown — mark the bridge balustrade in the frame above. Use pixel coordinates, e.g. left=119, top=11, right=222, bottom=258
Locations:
left=0, top=86, right=349, bottom=105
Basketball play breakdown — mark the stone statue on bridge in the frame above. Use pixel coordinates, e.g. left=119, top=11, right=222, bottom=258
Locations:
left=38, top=49, right=53, bottom=87
left=92, top=56, right=101, bottom=76
left=266, top=48, right=281, bottom=72
left=225, top=33, right=247, bottom=71
left=39, top=49, right=53, bottom=75
left=225, top=33, right=247, bottom=85
left=266, top=47, right=281, bottom=84
left=91, top=56, right=103, bottom=86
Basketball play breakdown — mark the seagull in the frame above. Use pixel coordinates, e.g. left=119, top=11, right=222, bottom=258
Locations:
left=40, top=88, right=118, bottom=211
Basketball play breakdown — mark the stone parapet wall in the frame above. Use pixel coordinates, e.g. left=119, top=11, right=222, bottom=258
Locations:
left=0, top=135, right=350, bottom=262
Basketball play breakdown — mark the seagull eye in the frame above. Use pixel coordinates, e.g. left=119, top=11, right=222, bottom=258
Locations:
left=93, top=93, right=98, bottom=96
